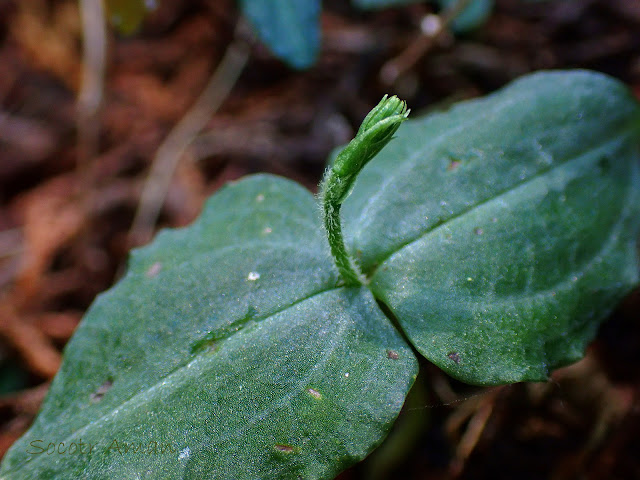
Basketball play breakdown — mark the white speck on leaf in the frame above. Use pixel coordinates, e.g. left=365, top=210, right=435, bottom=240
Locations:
left=247, top=272, right=260, bottom=281
left=256, top=194, right=265, bottom=203
left=262, top=227, right=272, bottom=234
left=179, top=447, right=190, bottom=460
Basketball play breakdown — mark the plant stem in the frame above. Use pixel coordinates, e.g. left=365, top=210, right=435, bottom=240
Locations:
left=322, top=170, right=364, bottom=286
left=320, top=96, right=409, bottom=287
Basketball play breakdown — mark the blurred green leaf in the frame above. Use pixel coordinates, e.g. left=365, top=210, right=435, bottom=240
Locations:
left=437, top=0, right=494, bottom=32
left=352, top=0, right=421, bottom=9
left=238, top=0, right=321, bottom=69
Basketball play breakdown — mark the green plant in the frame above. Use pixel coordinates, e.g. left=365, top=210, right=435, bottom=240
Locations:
left=238, top=0, right=494, bottom=67
left=106, top=0, right=492, bottom=69
left=1, top=69, right=639, bottom=479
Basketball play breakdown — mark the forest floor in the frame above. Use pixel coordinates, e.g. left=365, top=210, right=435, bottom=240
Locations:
left=0, top=0, right=639, bottom=478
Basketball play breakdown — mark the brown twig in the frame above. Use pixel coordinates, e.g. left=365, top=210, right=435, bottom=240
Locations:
left=0, top=302, right=61, bottom=379
left=0, top=382, right=50, bottom=416
left=0, top=229, right=23, bottom=260
left=380, top=0, right=473, bottom=85
left=77, top=0, right=107, bottom=199
left=447, top=386, right=502, bottom=477
left=129, top=20, right=252, bottom=245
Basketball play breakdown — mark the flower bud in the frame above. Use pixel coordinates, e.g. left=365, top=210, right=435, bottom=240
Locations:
left=330, top=96, right=409, bottom=200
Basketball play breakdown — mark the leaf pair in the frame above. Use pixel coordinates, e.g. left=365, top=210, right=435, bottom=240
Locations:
left=2, top=70, right=639, bottom=480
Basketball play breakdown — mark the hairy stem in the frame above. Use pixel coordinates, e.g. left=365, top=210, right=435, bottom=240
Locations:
left=320, top=96, right=409, bottom=286
left=322, top=171, right=364, bottom=286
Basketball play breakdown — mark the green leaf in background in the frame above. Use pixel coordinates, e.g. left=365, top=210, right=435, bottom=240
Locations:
left=238, top=0, right=321, bottom=69
left=353, top=0, right=494, bottom=33
left=1, top=70, right=639, bottom=479
left=352, top=0, right=422, bottom=9
left=437, top=0, right=494, bottom=32
left=106, top=0, right=157, bottom=35
left=104, top=0, right=492, bottom=67
left=341, top=70, right=640, bottom=384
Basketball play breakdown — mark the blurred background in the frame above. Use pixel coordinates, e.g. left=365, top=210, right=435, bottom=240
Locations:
left=0, top=0, right=639, bottom=478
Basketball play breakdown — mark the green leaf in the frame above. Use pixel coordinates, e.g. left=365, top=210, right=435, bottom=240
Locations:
left=341, top=70, right=640, bottom=384
left=353, top=0, right=494, bottom=33
left=0, top=176, right=417, bottom=479
left=2, top=70, right=639, bottom=479
left=238, top=0, right=321, bottom=69
left=437, top=0, right=494, bottom=32
left=353, top=0, right=422, bottom=9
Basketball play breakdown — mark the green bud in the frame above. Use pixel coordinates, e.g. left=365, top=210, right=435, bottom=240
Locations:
left=331, top=95, right=409, bottom=199
left=358, top=94, right=408, bottom=135
left=320, top=95, right=409, bottom=286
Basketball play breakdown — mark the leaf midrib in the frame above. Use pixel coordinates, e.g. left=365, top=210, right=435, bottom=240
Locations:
left=365, top=129, right=635, bottom=279
left=355, top=89, right=524, bottom=238
left=417, top=182, right=636, bottom=309
left=5, top=285, right=345, bottom=475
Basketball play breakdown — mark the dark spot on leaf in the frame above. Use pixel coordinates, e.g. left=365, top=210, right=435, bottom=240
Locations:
left=146, top=262, right=162, bottom=277
left=598, top=156, right=611, bottom=173
left=191, top=307, right=259, bottom=354
left=474, top=227, right=484, bottom=235
left=447, top=158, right=461, bottom=171
left=274, top=444, right=296, bottom=453
left=190, top=335, right=220, bottom=354
left=245, top=305, right=258, bottom=319
left=387, top=350, right=399, bottom=360
left=447, top=351, right=461, bottom=364
left=90, top=379, right=113, bottom=402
